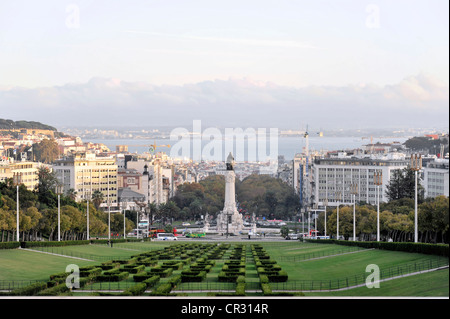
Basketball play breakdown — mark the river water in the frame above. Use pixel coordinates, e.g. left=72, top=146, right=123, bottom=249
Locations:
left=87, top=135, right=408, bottom=161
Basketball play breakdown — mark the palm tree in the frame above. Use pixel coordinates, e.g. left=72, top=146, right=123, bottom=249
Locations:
left=66, top=188, right=78, bottom=202
left=148, top=202, right=158, bottom=225
left=91, top=190, right=104, bottom=210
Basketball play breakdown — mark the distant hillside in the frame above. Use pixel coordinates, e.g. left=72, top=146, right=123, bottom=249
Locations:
left=0, top=119, right=57, bottom=131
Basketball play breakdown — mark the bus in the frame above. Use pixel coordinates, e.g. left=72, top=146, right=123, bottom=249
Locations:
left=304, top=229, right=330, bottom=240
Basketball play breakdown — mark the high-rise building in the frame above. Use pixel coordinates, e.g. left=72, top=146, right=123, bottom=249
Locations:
left=52, top=153, right=118, bottom=210
left=126, top=156, right=174, bottom=206
left=0, top=160, right=43, bottom=190
left=423, top=159, right=449, bottom=198
left=311, top=153, right=409, bottom=206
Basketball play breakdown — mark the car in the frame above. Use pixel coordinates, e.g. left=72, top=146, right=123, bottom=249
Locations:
left=156, top=233, right=177, bottom=240
left=182, top=222, right=191, bottom=226
left=286, top=233, right=300, bottom=240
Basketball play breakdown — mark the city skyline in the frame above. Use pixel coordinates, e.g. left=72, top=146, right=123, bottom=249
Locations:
left=0, top=1, right=448, bottom=129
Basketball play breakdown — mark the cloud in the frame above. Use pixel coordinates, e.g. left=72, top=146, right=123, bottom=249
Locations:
left=124, top=31, right=319, bottom=49
left=0, top=74, right=448, bottom=129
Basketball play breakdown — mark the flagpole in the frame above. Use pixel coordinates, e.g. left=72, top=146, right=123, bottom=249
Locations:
left=16, top=185, right=19, bottom=242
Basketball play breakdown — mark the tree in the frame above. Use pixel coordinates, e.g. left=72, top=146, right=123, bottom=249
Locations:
left=386, top=167, right=424, bottom=202
left=36, top=167, right=59, bottom=208
left=66, top=189, right=78, bottom=201
left=419, top=196, right=449, bottom=243
left=280, top=225, right=289, bottom=238
left=91, top=190, right=104, bottom=210
left=23, top=207, right=43, bottom=241
left=32, top=139, right=60, bottom=163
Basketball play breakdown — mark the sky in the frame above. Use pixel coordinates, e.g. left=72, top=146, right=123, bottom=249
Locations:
left=0, top=0, right=448, bottom=130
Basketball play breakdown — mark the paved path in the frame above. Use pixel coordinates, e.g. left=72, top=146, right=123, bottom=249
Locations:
left=294, top=248, right=374, bottom=262
left=19, top=248, right=95, bottom=262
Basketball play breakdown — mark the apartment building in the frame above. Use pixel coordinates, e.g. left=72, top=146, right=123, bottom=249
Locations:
left=311, top=153, right=409, bottom=206
left=52, top=153, right=118, bottom=210
left=423, top=159, right=449, bottom=198
left=0, top=160, right=41, bottom=190
left=126, top=157, right=174, bottom=206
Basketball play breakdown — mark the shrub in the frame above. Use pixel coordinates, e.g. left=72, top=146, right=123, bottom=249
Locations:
left=261, top=283, right=272, bottom=295
left=10, top=282, right=48, bottom=296
left=0, top=242, right=20, bottom=249
left=100, top=262, right=120, bottom=270
left=235, top=283, right=245, bottom=296
left=151, top=283, right=173, bottom=295
left=122, top=264, right=145, bottom=274
left=49, top=272, right=69, bottom=282
left=148, top=267, right=173, bottom=278
left=96, top=272, right=129, bottom=282
left=80, top=267, right=102, bottom=278
left=181, top=271, right=207, bottom=282
left=268, top=270, right=288, bottom=282
left=121, top=283, right=147, bottom=296
left=236, top=275, right=245, bottom=284
left=168, top=275, right=182, bottom=287
left=143, top=275, right=160, bottom=288
left=35, top=283, right=69, bottom=296
left=161, top=261, right=183, bottom=270
left=259, top=275, right=269, bottom=284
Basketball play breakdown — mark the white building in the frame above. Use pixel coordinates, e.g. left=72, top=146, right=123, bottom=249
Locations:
left=311, top=153, right=409, bottom=206
left=126, top=156, right=174, bottom=205
left=423, top=159, right=449, bottom=198
left=52, top=153, right=118, bottom=210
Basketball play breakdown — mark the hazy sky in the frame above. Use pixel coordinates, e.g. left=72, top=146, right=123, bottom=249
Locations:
left=0, top=0, right=448, bottom=129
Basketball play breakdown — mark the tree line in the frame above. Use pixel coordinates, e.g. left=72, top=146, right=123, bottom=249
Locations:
left=0, top=168, right=136, bottom=242
left=171, top=174, right=300, bottom=221
left=311, top=196, right=449, bottom=243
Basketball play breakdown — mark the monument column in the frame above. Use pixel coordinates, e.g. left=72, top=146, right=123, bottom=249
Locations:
left=217, top=153, right=244, bottom=235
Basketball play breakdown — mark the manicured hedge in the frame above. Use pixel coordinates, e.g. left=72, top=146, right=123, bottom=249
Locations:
left=181, top=270, right=207, bottom=282
left=10, top=282, right=48, bottom=296
left=0, top=238, right=146, bottom=250
left=121, top=283, right=147, bottom=296
left=122, top=264, right=145, bottom=274
left=35, top=283, right=70, bottom=296
left=0, top=242, right=20, bottom=249
left=96, top=271, right=129, bottom=282
left=151, top=283, right=173, bottom=295
left=20, top=240, right=90, bottom=248
left=168, top=275, right=182, bottom=287
left=143, top=275, right=160, bottom=288
left=99, top=262, right=120, bottom=270
left=79, top=267, right=103, bottom=278
left=148, top=267, right=173, bottom=278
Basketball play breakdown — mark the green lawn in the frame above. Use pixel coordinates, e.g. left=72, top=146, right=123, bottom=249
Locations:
left=264, top=242, right=448, bottom=282
left=0, top=249, right=97, bottom=281
left=0, top=241, right=448, bottom=297
left=304, top=268, right=449, bottom=297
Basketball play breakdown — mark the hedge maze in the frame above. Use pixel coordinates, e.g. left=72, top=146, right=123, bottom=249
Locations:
left=4, top=242, right=287, bottom=296
left=2, top=240, right=448, bottom=297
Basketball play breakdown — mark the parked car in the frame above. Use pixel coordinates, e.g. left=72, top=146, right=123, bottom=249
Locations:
left=181, top=222, right=191, bottom=226
left=156, top=233, right=177, bottom=240
left=286, top=233, right=300, bottom=240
